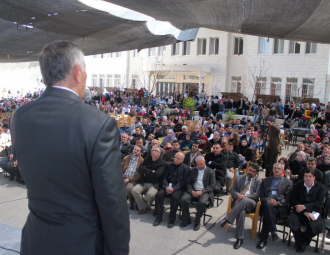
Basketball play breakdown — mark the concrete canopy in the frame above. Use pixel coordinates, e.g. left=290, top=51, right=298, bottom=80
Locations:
left=0, top=0, right=197, bottom=63
left=105, top=0, right=330, bottom=43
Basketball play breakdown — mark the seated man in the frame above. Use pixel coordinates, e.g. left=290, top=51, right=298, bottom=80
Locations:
left=287, top=169, right=326, bottom=253
left=164, top=140, right=181, bottom=162
left=256, top=162, right=292, bottom=249
left=120, top=133, right=132, bottom=160
left=224, top=126, right=233, bottom=138
left=298, top=157, right=323, bottom=183
left=153, top=152, right=189, bottom=228
left=221, top=142, right=240, bottom=194
left=209, top=131, right=221, bottom=146
left=219, top=163, right=262, bottom=249
left=205, top=143, right=227, bottom=195
left=240, top=128, right=252, bottom=144
left=131, top=146, right=166, bottom=215
left=144, top=133, right=154, bottom=150
left=183, top=141, right=202, bottom=168
left=119, top=120, right=132, bottom=136
left=131, top=116, right=143, bottom=130
left=146, top=139, right=165, bottom=159
left=153, top=125, right=163, bottom=140
left=122, top=145, right=144, bottom=210
left=134, top=137, right=147, bottom=158
left=180, top=155, right=216, bottom=231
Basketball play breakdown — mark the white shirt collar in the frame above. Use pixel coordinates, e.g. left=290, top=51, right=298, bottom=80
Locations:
left=52, top=86, right=79, bottom=97
left=304, top=181, right=315, bottom=193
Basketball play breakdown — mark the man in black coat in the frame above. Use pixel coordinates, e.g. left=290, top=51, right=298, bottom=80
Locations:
left=205, top=142, right=227, bottom=195
left=164, top=140, right=181, bottom=162
left=153, top=152, right=189, bottom=228
left=183, top=141, right=202, bottom=168
left=120, top=133, right=132, bottom=160
left=131, top=146, right=166, bottom=215
left=180, top=155, right=216, bottom=231
left=10, top=41, right=129, bottom=255
left=256, top=162, right=292, bottom=250
left=287, top=169, right=326, bottom=253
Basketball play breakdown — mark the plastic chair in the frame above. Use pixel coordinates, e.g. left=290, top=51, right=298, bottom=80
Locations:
left=224, top=195, right=261, bottom=238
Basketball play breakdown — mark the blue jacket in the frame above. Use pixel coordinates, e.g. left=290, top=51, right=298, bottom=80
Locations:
left=119, top=126, right=132, bottom=136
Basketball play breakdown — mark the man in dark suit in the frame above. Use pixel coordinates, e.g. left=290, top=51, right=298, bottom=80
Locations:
left=240, top=128, right=252, bottom=145
left=120, top=133, right=132, bottom=160
left=205, top=142, right=227, bottom=195
left=164, top=140, right=181, bottom=162
left=256, top=162, right=292, bottom=249
left=219, top=163, right=262, bottom=249
left=298, top=157, right=323, bottom=183
left=10, top=41, right=129, bottom=255
left=287, top=169, right=326, bottom=253
left=183, top=141, right=202, bottom=168
left=153, top=152, right=189, bottom=228
left=131, top=146, right=166, bottom=215
left=180, top=155, right=216, bottom=231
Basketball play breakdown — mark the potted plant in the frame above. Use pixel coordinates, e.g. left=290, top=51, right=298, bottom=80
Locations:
left=183, top=98, right=197, bottom=114
left=225, top=110, right=235, bottom=122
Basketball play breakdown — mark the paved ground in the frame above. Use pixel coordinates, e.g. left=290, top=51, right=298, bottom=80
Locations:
left=0, top=144, right=328, bottom=254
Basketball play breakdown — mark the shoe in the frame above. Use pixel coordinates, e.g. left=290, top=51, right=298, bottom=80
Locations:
left=219, top=219, right=228, bottom=228
left=138, top=207, right=150, bottom=215
left=224, top=192, right=229, bottom=195
left=180, top=219, right=191, bottom=228
left=168, top=221, right=174, bottom=228
left=272, top=233, right=281, bottom=242
left=233, top=239, right=243, bottom=249
left=130, top=205, right=135, bottom=210
left=296, top=243, right=307, bottom=253
left=153, top=217, right=162, bottom=226
left=256, top=240, right=267, bottom=249
left=193, top=224, right=200, bottom=231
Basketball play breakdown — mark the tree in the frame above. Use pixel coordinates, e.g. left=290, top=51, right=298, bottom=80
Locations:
left=247, top=59, right=270, bottom=103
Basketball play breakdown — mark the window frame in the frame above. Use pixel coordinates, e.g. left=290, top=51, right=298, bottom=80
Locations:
left=234, top=37, right=244, bottom=55
left=197, top=38, right=207, bottom=56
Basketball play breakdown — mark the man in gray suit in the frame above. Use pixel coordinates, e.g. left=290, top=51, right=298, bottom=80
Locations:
left=219, top=163, right=262, bottom=249
left=10, top=41, right=130, bottom=255
left=256, top=162, right=292, bottom=249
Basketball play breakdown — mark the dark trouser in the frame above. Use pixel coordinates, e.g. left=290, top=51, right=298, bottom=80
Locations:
left=154, top=188, right=183, bottom=222
left=181, top=192, right=209, bottom=226
left=213, top=180, right=223, bottom=195
left=0, top=157, right=11, bottom=178
left=291, top=213, right=315, bottom=246
left=264, top=149, right=278, bottom=177
left=259, top=203, right=280, bottom=240
left=237, top=109, right=243, bottom=115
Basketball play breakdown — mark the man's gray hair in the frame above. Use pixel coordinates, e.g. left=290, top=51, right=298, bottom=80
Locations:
left=307, top=157, right=316, bottom=163
left=273, top=162, right=284, bottom=170
left=195, top=155, right=205, bottom=162
left=182, top=125, right=187, bottom=130
left=39, top=41, right=85, bottom=87
left=152, top=146, right=161, bottom=153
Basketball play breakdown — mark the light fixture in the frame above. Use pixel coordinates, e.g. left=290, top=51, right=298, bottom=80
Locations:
left=48, top=14, right=52, bottom=16
left=27, top=51, right=33, bottom=54
left=53, top=13, right=58, bottom=15
left=31, top=17, right=35, bottom=19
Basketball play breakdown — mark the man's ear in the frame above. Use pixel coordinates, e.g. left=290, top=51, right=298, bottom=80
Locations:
left=73, top=65, right=82, bottom=83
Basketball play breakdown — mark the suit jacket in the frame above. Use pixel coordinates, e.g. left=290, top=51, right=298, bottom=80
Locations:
left=162, top=162, right=190, bottom=191
left=288, top=180, right=326, bottom=235
left=265, top=125, right=280, bottom=154
left=185, top=166, right=216, bottom=207
left=231, top=174, right=262, bottom=203
left=121, top=155, right=144, bottom=182
left=260, top=176, right=292, bottom=218
left=10, top=87, right=129, bottom=255
left=120, top=142, right=132, bottom=160
left=183, top=151, right=202, bottom=167
left=138, top=156, right=166, bottom=189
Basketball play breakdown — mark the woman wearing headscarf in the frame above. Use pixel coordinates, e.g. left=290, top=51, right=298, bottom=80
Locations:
left=191, top=125, right=202, bottom=141
left=160, top=129, right=177, bottom=148
left=317, top=156, right=330, bottom=174
left=199, top=135, right=212, bottom=153
left=234, top=139, right=253, bottom=169
left=289, top=151, right=307, bottom=179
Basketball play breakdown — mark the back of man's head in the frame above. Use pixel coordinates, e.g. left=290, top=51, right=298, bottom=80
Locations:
left=39, top=41, right=85, bottom=87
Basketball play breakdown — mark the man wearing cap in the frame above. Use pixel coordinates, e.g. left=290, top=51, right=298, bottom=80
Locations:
left=153, top=124, right=163, bottom=140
